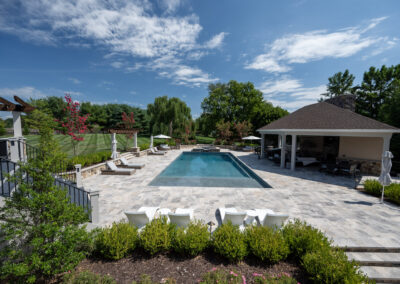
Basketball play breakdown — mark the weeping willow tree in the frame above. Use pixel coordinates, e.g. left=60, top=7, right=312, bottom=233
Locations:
left=147, top=96, right=193, bottom=138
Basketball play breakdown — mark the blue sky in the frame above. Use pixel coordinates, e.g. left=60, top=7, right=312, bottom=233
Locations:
left=0, top=0, right=399, bottom=118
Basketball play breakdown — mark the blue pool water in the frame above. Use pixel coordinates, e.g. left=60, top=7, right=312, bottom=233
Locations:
left=149, top=152, right=270, bottom=188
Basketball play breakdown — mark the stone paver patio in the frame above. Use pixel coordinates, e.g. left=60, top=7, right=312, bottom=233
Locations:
left=83, top=149, right=400, bottom=248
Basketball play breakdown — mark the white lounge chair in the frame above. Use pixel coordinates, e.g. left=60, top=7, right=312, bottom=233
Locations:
left=260, top=213, right=289, bottom=229
left=119, top=157, right=145, bottom=169
left=216, top=207, right=247, bottom=231
left=149, top=147, right=166, bottom=155
left=124, top=207, right=159, bottom=230
left=168, top=208, right=194, bottom=228
left=102, top=161, right=135, bottom=175
left=252, top=208, right=275, bottom=225
left=159, top=144, right=170, bottom=151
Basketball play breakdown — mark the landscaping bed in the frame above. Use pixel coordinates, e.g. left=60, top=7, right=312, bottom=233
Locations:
left=74, top=250, right=308, bottom=284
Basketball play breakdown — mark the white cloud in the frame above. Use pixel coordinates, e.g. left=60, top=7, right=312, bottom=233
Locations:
left=68, top=77, right=81, bottom=84
left=158, top=0, right=182, bottom=13
left=246, top=17, right=394, bottom=73
left=110, top=61, right=123, bottom=69
left=0, top=0, right=224, bottom=87
left=260, top=77, right=326, bottom=111
left=0, top=86, right=48, bottom=100
left=204, top=32, right=228, bottom=49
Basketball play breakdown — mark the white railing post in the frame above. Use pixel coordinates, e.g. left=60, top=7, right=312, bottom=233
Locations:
left=89, top=190, right=100, bottom=223
left=75, top=164, right=82, bottom=187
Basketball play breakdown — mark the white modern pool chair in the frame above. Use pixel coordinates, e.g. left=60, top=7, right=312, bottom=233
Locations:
left=252, top=208, right=275, bottom=225
left=168, top=209, right=194, bottom=228
left=149, top=147, right=165, bottom=155
left=120, top=157, right=145, bottom=169
left=124, top=207, right=159, bottom=230
left=261, top=213, right=289, bottom=230
left=217, top=208, right=247, bottom=231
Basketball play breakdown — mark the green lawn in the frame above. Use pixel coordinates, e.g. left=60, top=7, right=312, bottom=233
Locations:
left=3, top=134, right=215, bottom=157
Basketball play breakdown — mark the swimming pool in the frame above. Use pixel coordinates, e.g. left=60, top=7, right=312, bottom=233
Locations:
left=149, top=152, right=270, bottom=188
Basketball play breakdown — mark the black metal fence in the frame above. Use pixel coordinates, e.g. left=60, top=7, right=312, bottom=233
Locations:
left=0, top=157, right=91, bottom=220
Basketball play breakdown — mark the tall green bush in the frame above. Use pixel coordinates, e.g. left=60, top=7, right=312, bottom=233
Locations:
left=139, top=217, right=174, bottom=255
left=246, top=226, right=289, bottom=263
left=95, top=221, right=138, bottom=260
left=282, top=219, right=331, bottom=259
left=171, top=220, right=210, bottom=256
left=0, top=110, right=92, bottom=283
left=302, top=246, right=369, bottom=284
left=212, top=222, right=248, bottom=262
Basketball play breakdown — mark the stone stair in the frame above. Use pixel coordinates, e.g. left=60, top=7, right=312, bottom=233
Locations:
left=343, top=247, right=400, bottom=283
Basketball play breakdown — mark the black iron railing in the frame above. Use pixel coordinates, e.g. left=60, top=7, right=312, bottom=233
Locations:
left=0, top=157, right=91, bottom=220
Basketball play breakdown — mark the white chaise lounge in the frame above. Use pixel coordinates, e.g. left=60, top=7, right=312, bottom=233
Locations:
left=258, top=212, right=289, bottom=229
left=216, top=207, right=247, bottom=231
left=168, top=208, right=194, bottom=228
left=124, top=207, right=159, bottom=230
left=119, top=157, right=145, bottom=169
left=149, top=147, right=166, bottom=155
left=102, top=161, right=135, bottom=175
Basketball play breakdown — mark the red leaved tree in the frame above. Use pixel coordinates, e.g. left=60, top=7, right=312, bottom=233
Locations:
left=233, top=120, right=253, bottom=140
left=58, top=94, right=89, bottom=156
left=121, top=112, right=135, bottom=150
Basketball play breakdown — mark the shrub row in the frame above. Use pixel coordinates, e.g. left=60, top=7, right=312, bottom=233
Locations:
left=94, top=219, right=369, bottom=283
left=67, top=151, right=111, bottom=170
left=364, top=179, right=400, bottom=205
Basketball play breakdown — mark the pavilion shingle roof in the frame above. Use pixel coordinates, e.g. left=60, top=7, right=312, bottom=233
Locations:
left=258, top=102, right=398, bottom=131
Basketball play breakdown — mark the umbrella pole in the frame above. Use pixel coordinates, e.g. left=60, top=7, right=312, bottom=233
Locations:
left=381, top=185, right=385, bottom=203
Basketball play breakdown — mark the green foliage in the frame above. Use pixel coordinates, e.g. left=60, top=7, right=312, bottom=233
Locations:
left=246, top=226, right=289, bottom=263
left=195, top=136, right=215, bottom=144
left=302, top=246, right=369, bottom=284
left=95, top=221, right=138, bottom=260
left=0, top=110, right=91, bottom=283
left=147, top=96, right=192, bottom=138
left=212, top=222, right=248, bottom=262
left=282, top=219, right=331, bottom=259
left=139, top=217, right=174, bottom=255
left=171, top=220, right=210, bottom=256
left=363, top=179, right=382, bottom=196
left=324, top=69, right=355, bottom=98
left=364, top=179, right=400, bottom=205
left=0, top=118, right=6, bottom=136
left=254, top=273, right=297, bottom=284
left=63, top=271, right=116, bottom=284
left=139, top=142, right=150, bottom=150
left=200, top=269, right=243, bottom=284
left=132, top=274, right=176, bottom=284
left=67, top=151, right=111, bottom=170
left=200, top=80, right=288, bottom=135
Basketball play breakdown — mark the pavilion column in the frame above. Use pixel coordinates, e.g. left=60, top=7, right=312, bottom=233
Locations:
left=260, top=134, right=265, bottom=158
left=111, top=133, right=118, bottom=160
left=278, top=135, right=282, bottom=148
left=291, top=134, right=297, bottom=171
left=280, top=134, right=286, bottom=168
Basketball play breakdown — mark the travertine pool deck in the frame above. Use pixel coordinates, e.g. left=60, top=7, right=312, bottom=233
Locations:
left=83, top=149, right=400, bottom=248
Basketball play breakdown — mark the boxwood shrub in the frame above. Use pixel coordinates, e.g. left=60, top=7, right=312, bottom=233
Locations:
left=364, top=179, right=400, bottom=204
left=282, top=219, right=331, bottom=259
left=302, top=246, right=369, bottom=284
left=212, top=222, right=248, bottom=262
left=95, top=221, right=138, bottom=260
left=171, top=220, right=210, bottom=256
left=363, top=179, right=382, bottom=196
left=139, top=217, right=174, bottom=255
left=246, top=226, right=289, bottom=263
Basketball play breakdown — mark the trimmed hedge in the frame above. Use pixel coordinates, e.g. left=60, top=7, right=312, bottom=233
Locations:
left=212, top=222, right=248, bottom=262
left=67, top=151, right=111, bottom=170
left=171, top=220, right=210, bottom=256
left=364, top=179, right=400, bottom=205
left=139, top=217, right=174, bottom=255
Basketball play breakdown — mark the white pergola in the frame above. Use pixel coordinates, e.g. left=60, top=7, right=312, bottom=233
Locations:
left=258, top=129, right=396, bottom=171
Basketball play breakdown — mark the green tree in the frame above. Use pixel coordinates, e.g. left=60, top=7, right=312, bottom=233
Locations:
left=355, top=65, right=400, bottom=119
left=201, top=80, right=288, bottom=135
left=147, top=96, right=192, bottom=137
left=0, top=110, right=92, bottom=283
left=323, top=69, right=355, bottom=98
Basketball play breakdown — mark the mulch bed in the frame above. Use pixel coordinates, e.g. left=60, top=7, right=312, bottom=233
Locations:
left=73, top=249, right=310, bottom=284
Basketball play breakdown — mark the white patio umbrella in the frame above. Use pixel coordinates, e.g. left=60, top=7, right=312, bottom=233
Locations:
left=378, top=150, right=393, bottom=203
left=154, top=134, right=171, bottom=139
left=242, top=135, right=261, bottom=144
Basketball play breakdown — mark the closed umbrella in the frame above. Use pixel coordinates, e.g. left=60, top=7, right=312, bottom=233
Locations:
left=378, top=151, right=393, bottom=203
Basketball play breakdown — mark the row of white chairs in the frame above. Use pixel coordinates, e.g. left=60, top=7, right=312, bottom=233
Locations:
left=124, top=207, right=288, bottom=231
